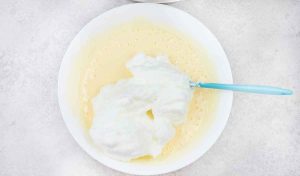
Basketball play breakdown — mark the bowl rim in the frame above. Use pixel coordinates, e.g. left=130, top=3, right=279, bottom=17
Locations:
left=58, top=3, right=233, bottom=175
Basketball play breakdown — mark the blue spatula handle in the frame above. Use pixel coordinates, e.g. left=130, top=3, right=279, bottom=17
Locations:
left=192, top=82, right=293, bottom=95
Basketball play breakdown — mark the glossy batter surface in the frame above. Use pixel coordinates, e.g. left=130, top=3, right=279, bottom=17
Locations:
left=69, top=19, right=219, bottom=163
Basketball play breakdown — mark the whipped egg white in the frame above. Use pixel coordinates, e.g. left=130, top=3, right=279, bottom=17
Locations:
left=89, top=53, right=193, bottom=161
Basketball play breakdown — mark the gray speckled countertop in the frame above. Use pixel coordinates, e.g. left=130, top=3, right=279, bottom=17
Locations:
left=0, top=0, right=300, bottom=175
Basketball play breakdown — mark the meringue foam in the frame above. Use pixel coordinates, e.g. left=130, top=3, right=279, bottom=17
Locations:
left=89, top=54, right=193, bottom=161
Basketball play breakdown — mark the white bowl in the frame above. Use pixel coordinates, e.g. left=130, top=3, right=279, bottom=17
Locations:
left=58, top=3, right=233, bottom=175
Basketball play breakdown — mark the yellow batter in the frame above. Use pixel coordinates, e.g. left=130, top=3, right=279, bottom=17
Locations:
left=68, top=18, right=219, bottom=163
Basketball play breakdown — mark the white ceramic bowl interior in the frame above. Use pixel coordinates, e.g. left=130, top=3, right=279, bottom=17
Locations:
left=58, top=3, right=233, bottom=175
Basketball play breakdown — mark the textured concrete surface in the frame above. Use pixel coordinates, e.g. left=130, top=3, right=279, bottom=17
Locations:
left=0, top=0, right=300, bottom=175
